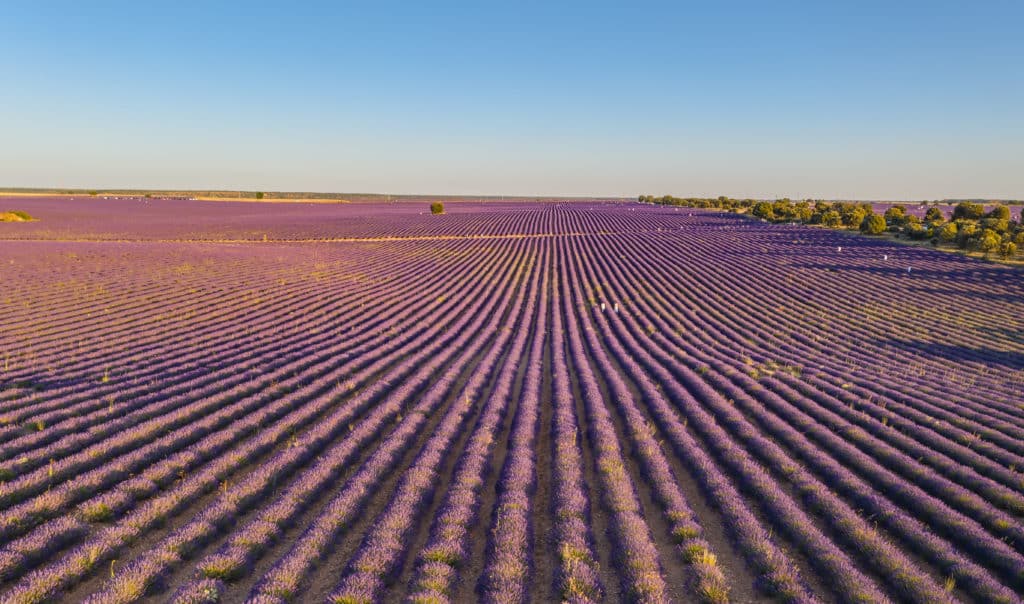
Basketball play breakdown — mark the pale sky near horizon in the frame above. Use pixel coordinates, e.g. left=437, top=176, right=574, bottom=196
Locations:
left=1, top=1, right=1021, bottom=200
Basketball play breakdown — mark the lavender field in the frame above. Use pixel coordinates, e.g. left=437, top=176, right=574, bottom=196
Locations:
left=1, top=198, right=1023, bottom=604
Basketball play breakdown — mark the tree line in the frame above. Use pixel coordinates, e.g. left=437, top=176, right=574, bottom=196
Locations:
left=638, top=196, right=1023, bottom=260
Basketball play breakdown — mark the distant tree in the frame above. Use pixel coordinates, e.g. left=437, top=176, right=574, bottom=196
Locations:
left=953, top=201, right=985, bottom=220
left=924, top=207, right=945, bottom=223
left=256, top=192, right=265, bottom=200
left=88, top=190, right=98, bottom=196
left=430, top=202, right=445, bottom=215
left=1000, top=241, right=1018, bottom=259
left=793, top=201, right=813, bottom=222
left=751, top=202, right=775, bottom=221
left=987, top=204, right=1010, bottom=221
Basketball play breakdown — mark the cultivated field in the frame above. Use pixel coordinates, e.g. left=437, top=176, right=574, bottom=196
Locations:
left=1, top=198, right=1023, bottom=603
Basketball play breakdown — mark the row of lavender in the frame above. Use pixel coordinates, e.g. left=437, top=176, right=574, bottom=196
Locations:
left=2, top=202, right=1022, bottom=602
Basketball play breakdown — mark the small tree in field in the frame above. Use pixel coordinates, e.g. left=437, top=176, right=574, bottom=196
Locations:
left=256, top=192, right=265, bottom=200
left=430, top=202, right=445, bottom=215
left=860, top=213, right=887, bottom=235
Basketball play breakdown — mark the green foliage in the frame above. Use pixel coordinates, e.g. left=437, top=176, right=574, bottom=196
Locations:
left=842, top=205, right=870, bottom=229
left=430, top=202, right=445, bottom=215
left=987, top=204, right=1011, bottom=221
left=938, top=222, right=958, bottom=243
left=751, top=202, right=775, bottom=221
left=978, top=229, right=1002, bottom=255
left=860, top=213, right=887, bottom=235
left=905, top=223, right=930, bottom=240
left=821, top=210, right=843, bottom=228
left=255, top=191, right=265, bottom=200
left=981, top=217, right=1009, bottom=233
left=640, top=192, right=1024, bottom=262
left=639, top=195, right=756, bottom=212
left=953, top=201, right=985, bottom=220
left=924, top=207, right=945, bottom=223
left=883, top=206, right=906, bottom=225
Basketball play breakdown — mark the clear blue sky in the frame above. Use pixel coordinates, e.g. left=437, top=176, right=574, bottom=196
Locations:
left=1, top=1, right=1021, bottom=199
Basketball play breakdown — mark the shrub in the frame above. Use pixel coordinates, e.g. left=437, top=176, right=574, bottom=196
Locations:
left=0, top=210, right=35, bottom=222
left=430, top=202, right=445, bottom=215
left=255, top=192, right=265, bottom=200
left=860, top=214, right=887, bottom=235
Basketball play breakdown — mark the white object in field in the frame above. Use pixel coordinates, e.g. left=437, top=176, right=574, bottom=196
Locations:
left=600, top=303, right=606, bottom=312
left=614, top=303, right=619, bottom=313
left=883, top=254, right=888, bottom=260
left=906, top=267, right=912, bottom=273
left=837, top=246, right=842, bottom=252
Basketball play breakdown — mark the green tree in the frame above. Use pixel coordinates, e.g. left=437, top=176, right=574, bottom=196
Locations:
left=860, top=213, right=887, bottom=235
left=255, top=192, right=265, bottom=200
left=793, top=201, right=813, bottom=222
left=978, top=229, right=1001, bottom=256
left=924, top=207, right=945, bottom=223
left=883, top=206, right=906, bottom=225
left=953, top=201, right=984, bottom=220
left=987, top=204, right=1010, bottom=221
left=843, top=206, right=869, bottom=229
left=1000, top=241, right=1018, bottom=259
left=751, top=202, right=775, bottom=221
left=938, top=222, right=958, bottom=243
left=821, top=210, right=842, bottom=228
left=981, top=217, right=1010, bottom=233
left=430, top=202, right=445, bottom=215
